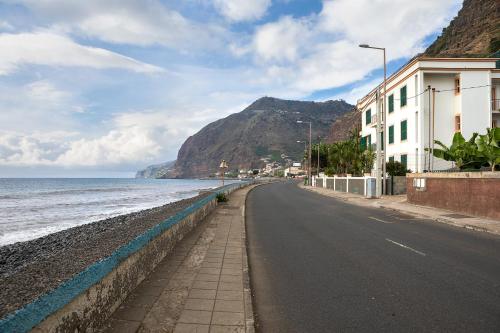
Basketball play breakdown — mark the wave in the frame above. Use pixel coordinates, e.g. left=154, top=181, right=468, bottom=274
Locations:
left=0, top=187, right=136, bottom=200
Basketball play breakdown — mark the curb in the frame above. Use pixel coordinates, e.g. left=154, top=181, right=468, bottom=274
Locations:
left=300, top=184, right=500, bottom=236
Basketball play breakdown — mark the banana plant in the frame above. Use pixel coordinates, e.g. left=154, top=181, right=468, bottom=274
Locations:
left=430, top=132, right=481, bottom=169
left=475, top=128, right=500, bottom=171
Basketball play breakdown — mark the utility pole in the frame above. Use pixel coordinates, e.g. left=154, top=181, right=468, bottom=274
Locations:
left=297, top=121, right=312, bottom=185
left=309, top=121, right=312, bottom=185
left=375, top=89, right=382, bottom=198
left=431, top=88, right=436, bottom=172
left=317, top=137, right=321, bottom=177
left=427, top=85, right=432, bottom=171
left=359, top=44, right=386, bottom=196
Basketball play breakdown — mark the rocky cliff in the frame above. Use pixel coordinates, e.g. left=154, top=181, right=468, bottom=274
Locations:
left=326, top=108, right=361, bottom=143
left=425, top=0, right=499, bottom=57
left=165, top=97, right=352, bottom=178
left=135, top=161, right=175, bottom=178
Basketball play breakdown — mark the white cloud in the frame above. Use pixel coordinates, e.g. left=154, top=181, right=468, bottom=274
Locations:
left=8, top=0, right=226, bottom=49
left=253, top=16, right=310, bottom=63
left=213, top=0, right=271, bottom=22
left=0, top=31, right=163, bottom=75
left=246, top=0, right=461, bottom=94
left=318, top=0, right=460, bottom=59
left=0, top=20, right=14, bottom=31
left=0, top=107, right=237, bottom=167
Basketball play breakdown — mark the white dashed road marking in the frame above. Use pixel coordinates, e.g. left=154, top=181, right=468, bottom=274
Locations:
left=385, top=238, right=426, bottom=256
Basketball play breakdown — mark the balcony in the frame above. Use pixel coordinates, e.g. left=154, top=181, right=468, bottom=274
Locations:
left=368, top=113, right=384, bottom=127
left=492, top=99, right=500, bottom=112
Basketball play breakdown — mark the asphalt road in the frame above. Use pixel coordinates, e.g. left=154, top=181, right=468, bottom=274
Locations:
left=246, top=181, right=500, bottom=332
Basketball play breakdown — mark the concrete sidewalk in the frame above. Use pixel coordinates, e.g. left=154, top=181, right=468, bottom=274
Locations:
left=104, top=186, right=255, bottom=333
left=300, top=183, right=500, bottom=236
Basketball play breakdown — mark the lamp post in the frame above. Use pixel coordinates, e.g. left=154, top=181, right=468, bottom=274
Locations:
left=219, top=160, right=228, bottom=186
left=359, top=44, right=387, bottom=197
left=297, top=120, right=312, bottom=185
left=297, top=140, right=307, bottom=176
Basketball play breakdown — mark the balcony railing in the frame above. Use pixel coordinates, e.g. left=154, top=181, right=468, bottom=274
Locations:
left=369, top=113, right=384, bottom=126
left=492, top=99, right=500, bottom=111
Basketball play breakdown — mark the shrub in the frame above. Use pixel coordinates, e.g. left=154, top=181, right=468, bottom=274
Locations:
left=216, top=192, right=228, bottom=203
left=386, top=161, right=410, bottom=176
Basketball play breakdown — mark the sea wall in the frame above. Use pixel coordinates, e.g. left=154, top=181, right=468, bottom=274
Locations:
left=0, top=182, right=249, bottom=333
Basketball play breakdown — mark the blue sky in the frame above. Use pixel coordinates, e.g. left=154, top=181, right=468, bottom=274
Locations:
left=0, top=0, right=462, bottom=177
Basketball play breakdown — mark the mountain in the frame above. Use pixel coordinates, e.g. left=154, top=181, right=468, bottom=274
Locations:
left=164, top=97, right=353, bottom=178
left=135, top=161, right=175, bottom=178
left=326, top=108, right=361, bottom=143
left=424, top=0, right=499, bottom=57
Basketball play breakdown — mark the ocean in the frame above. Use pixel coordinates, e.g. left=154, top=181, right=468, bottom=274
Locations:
left=0, top=178, right=237, bottom=246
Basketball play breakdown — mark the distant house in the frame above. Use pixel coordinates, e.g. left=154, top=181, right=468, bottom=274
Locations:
left=285, top=162, right=304, bottom=177
left=358, top=56, right=500, bottom=172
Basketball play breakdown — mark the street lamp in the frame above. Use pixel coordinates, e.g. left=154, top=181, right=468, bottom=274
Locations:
left=297, top=120, right=312, bottom=185
left=359, top=43, right=387, bottom=197
left=297, top=140, right=307, bottom=175
left=219, top=160, right=228, bottom=186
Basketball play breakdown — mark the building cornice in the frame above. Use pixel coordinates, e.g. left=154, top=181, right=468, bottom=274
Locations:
left=356, top=56, right=500, bottom=108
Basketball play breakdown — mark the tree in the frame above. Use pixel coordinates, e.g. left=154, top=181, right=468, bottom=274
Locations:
left=475, top=128, right=500, bottom=171
left=361, top=147, right=376, bottom=174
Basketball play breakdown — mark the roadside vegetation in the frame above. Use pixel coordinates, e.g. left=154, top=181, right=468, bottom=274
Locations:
left=310, top=131, right=376, bottom=176
left=429, top=128, right=500, bottom=171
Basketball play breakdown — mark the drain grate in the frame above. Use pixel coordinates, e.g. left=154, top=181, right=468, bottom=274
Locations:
left=441, top=213, right=471, bottom=219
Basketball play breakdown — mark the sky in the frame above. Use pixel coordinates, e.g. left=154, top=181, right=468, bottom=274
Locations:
left=0, top=0, right=462, bottom=177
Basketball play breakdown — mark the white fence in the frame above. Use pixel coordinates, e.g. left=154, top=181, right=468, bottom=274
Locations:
left=312, top=175, right=376, bottom=197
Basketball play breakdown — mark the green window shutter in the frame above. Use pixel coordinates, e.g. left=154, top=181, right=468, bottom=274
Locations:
left=389, top=156, right=394, bottom=163
left=389, top=125, right=394, bottom=144
left=401, top=154, right=407, bottom=168
left=388, top=95, right=394, bottom=113
left=368, top=134, right=372, bottom=147
left=366, top=109, right=371, bottom=125
left=360, top=136, right=366, bottom=150
left=400, top=86, right=407, bottom=107
left=401, top=120, right=407, bottom=141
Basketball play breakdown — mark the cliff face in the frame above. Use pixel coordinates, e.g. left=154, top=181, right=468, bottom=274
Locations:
left=166, top=97, right=353, bottom=178
left=135, top=161, right=175, bottom=178
left=326, top=108, right=361, bottom=143
left=425, top=0, right=499, bottom=57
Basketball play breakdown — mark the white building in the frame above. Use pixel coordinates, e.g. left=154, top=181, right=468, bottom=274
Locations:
left=358, top=56, right=500, bottom=173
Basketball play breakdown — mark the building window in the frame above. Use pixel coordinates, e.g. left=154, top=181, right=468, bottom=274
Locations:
left=455, top=115, right=461, bottom=132
left=361, top=135, right=372, bottom=150
left=401, top=120, right=407, bottom=141
left=400, top=85, right=407, bottom=107
left=366, top=109, right=371, bottom=125
left=388, top=94, right=394, bottom=113
left=389, top=125, right=394, bottom=144
left=401, top=154, right=408, bottom=168
left=454, top=76, right=460, bottom=95
left=492, top=119, right=497, bottom=128
left=389, top=156, right=394, bottom=163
